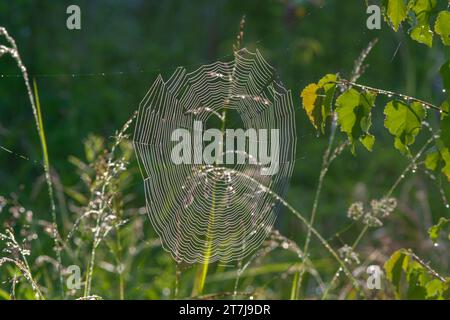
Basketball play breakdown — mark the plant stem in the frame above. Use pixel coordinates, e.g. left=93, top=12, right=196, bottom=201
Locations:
left=219, top=168, right=365, bottom=297
left=116, top=228, right=125, bottom=300
left=338, top=79, right=446, bottom=114
left=321, top=135, right=435, bottom=299
left=0, top=27, right=64, bottom=297
left=294, top=114, right=338, bottom=299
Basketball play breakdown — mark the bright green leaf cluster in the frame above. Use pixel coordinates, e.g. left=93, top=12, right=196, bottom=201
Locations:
left=335, top=88, right=376, bottom=153
left=409, top=0, right=437, bottom=47
left=301, top=60, right=450, bottom=171
left=384, top=100, right=426, bottom=155
left=384, top=249, right=450, bottom=299
left=300, top=73, right=337, bottom=133
left=301, top=80, right=428, bottom=156
left=425, top=60, right=450, bottom=180
left=435, top=10, right=450, bottom=46
left=382, top=0, right=449, bottom=47
left=385, top=0, right=408, bottom=31
left=428, top=217, right=450, bottom=242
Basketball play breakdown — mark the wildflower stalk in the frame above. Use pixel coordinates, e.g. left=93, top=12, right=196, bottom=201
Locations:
left=321, top=135, right=435, bottom=299
left=0, top=26, right=64, bottom=297
left=293, top=39, right=378, bottom=299
left=84, top=112, right=136, bottom=297
left=0, top=230, right=45, bottom=300
left=217, top=167, right=365, bottom=297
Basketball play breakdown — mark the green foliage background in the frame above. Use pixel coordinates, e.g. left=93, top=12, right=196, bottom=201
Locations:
left=0, top=0, right=448, bottom=299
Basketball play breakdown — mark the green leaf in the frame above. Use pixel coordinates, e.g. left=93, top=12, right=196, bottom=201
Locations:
left=384, top=100, right=426, bottom=155
left=300, top=74, right=337, bottom=133
left=425, top=140, right=450, bottom=181
left=425, top=279, right=450, bottom=299
left=435, top=11, right=450, bottom=46
left=386, top=0, right=408, bottom=31
left=441, top=147, right=450, bottom=181
left=409, top=0, right=436, bottom=47
left=384, top=249, right=409, bottom=298
left=301, top=83, right=320, bottom=128
left=335, top=88, right=376, bottom=153
left=425, top=75, right=450, bottom=180
left=428, top=217, right=450, bottom=242
left=425, top=149, right=440, bottom=171
left=405, top=265, right=428, bottom=299
left=384, top=249, right=448, bottom=299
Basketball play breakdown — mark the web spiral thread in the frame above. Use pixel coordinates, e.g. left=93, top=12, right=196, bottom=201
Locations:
left=133, top=49, right=297, bottom=264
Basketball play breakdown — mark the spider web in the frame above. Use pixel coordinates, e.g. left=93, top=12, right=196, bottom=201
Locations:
left=133, top=49, right=297, bottom=264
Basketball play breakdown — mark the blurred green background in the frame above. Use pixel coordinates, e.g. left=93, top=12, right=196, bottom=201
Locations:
left=0, top=0, right=448, bottom=299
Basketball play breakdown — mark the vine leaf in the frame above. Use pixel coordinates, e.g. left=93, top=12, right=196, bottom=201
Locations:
left=385, top=0, right=408, bottom=31
left=384, top=249, right=408, bottom=298
left=435, top=11, right=450, bottom=46
left=335, top=88, right=376, bottom=153
left=384, top=249, right=450, bottom=299
left=428, top=217, right=450, bottom=242
left=426, top=61, right=450, bottom=180
left=384, top=100, right=426, bottom=155
left=409, top=0, right=436, bottom=47
left=300, top=74, right=337, bottom=133
left=425, top=116, right=450, bottom=180
left=424, top=141, right=450, bottom=181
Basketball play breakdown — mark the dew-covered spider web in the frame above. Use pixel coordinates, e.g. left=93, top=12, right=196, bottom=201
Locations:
left=133, top=49, right=297, bottom=264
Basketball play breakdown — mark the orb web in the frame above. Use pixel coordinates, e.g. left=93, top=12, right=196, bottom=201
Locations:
left=133, top=49, right=297, bottom=264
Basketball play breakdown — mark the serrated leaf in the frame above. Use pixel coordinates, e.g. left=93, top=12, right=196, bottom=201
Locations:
left=405, top=266, right=428, bottom=299
left=384, top=100, right=426, bottom=155
left=425, top=149, right=440, bottom=171
left=301, top=83, right=320, bottom=128
left=410, top=26, right=434, bottom=47
left=300, top=74, right=337, bottom=133
left=335, top=89, right=376, bottom=153
left=425, top=279, right=444, bottom=299
left=409, top=0, right=436, bottom=47
left=361, top=134, right=375, bottom=151
left=427, top=76, right=450, bottom=180
left=428, top=217, right=450, bottom=242
left=384, top=249, right=447, bottom=299
left=425, top=140, right=450, bottom=181
left=442, top=147, right=450, bottom=180
left=384, top=249, right=409, bottom=298
left=386, top=0, right=408, bottom=31
left=435, top=11, right=450, bottom=46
